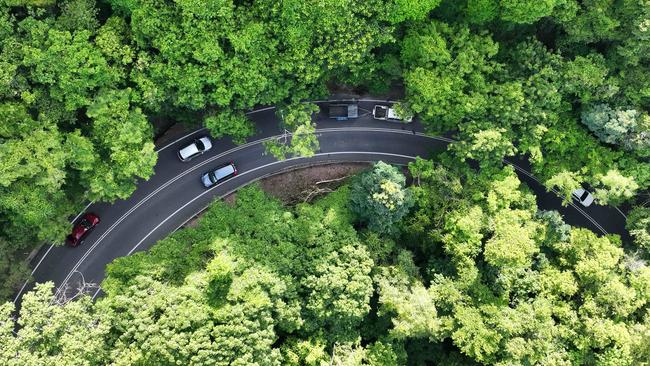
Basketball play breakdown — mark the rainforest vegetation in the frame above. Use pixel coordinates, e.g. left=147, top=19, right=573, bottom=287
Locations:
left=3, top=158, right=649, bottom=365
left=1, top=0, right=650, bottom=364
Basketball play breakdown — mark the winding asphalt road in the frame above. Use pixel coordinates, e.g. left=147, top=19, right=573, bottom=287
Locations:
left=13, top=99, right=629, bottom=305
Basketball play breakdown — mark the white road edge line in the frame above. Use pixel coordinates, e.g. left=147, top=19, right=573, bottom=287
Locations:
left=13, top=201, right=93, bottom=303
left=56, top=128, right=434, bottom=297
left=154, top=98, right=395, bottom=152
left=505, top=161, right=608, bottom=235
left=19, top=98, right=429, bottom=302
left=90, top=154, right=412, bottom=300
left=125, top=151, right=414, bottom=255
left=70, top=129, right=612, bottom=298
left=32, top=122, right=611, bottom=302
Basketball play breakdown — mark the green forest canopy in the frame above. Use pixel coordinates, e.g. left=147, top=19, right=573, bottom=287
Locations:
left=1, top=0, right=650, bottom=359
left=2, top=159, right=649, bottom=365
left=0, top=0, right=649, bottom=297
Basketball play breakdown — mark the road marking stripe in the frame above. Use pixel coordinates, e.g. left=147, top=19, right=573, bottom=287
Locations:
left=126, top=151, right=414, bottom=254
left=155, top=98, right=396, bottom=152
left=90, top=153, right=413, bottom=300
left=13, top=202, right=93, bottom=303
left=55, top=129, right=432, bottom=297
left=505, top=161, right=608, bottom=235
left=42, top=126, right=611, bottom=300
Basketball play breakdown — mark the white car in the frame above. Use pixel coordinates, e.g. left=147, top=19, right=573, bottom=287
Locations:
left=372, top=105, right=413, bottom=123
left=572, top=188, right=594, bottom=207
left=178, top=136, right=212, bottom=162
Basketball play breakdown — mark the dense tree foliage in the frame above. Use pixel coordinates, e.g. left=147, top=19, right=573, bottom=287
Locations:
left=2, top=0, right=650, bottom=363
left=3, top=157, right=649, bottom=364
left=265, top=103, right=320, bottom=160
left=397, top=2, right=650, bottom=201
left=0, top=0, right=398, bottom=297
left=350, top=162, right=413, bottom=234
left=628, top=206, right=650, bottom=252
left=0, top=0, right=158, bottom=297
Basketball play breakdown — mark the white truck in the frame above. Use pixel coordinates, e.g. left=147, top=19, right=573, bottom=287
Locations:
left=372, top=104, right=413, bottom=123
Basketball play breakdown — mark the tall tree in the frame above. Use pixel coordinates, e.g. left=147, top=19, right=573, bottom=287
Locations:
left=0, top=283, right=109, bottom=366
left=265, top=103, right=320, bottom=160
left=350, top=162, right=414, bottom=234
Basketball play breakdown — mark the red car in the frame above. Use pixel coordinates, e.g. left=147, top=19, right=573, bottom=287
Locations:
left=66, top=213, right=100, bottom=247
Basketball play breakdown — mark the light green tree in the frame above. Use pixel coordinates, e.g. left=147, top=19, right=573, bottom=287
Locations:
left=302, top=244, right=374, bottom=342
left=375, top=262, right=442, bottom=340
left=383, top=0, right=442, bottom=23
left=0, top=283, right=109, bottom=366
left=204, top=110, right=255, bottom=145
left=500, top=0, right=558, bottom=24
left=545, top=170, right=583, bottom=205
left=350, top=162, right=413, bottom=234
left=594, top=170, right=639, bottom=206
left=83, top=89, right=157, bottom=201
left=401, top=21, right=500, bottom=133
left=626, top=206, right=650, bottom=252
left=265, top=103, right=320, bottom=160
left=455, top=128, right=517, bottom=171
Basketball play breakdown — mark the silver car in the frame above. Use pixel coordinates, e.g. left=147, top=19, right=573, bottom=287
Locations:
left=572, top=188, right=594, bottom=207
left=178, top=136, right=212, bottom=162
left=201, top=162, right=238, bottom=188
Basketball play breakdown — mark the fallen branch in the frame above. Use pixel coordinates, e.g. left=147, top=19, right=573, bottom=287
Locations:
left=314, top=175, right=351, bottom=185
left=302, top=187, right=334, bottom=203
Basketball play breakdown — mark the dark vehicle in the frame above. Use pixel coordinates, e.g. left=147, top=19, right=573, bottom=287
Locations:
left=328, top=103, right=358, bottom=120
left=66, top=213, right=100, bottom=247
left=201, top=162, right=238, bottom=188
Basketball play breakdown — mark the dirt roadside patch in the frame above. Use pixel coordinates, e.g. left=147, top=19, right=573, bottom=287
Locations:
left=257, top=162, right=370, bottom=204
left=184, top=162, right=370, bottom=228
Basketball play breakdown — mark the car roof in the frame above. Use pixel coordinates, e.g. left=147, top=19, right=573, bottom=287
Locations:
left=214, top=164, right=235, bottom=180
left=70, top=223, right=87, bottom=240
left=179, top=143, right=199, bottom=159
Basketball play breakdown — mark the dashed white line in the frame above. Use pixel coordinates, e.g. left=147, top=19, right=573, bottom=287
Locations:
left=24, top=123, right=617, bottom=303
left=13, top=201, right=93, bottom=303
left=56, top=128, right=434, bottom=297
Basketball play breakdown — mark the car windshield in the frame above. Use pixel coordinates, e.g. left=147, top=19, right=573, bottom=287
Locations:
left=209, top=171, right=218, bottom=183
left=80, top=219, right=91, bottom=228
left=580, top=191, right=590, bottom=201
left=195, top=139, right=205, bottom=150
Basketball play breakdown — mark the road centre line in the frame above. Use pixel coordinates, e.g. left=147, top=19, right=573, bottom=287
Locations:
left=155, top=99, right=397, bottom=152
left=55, top=128, right=437, bottom=297
left=90, top=152, right=414, bottom=300
left=13, top=202, right=93, bottom=303
left=28, top=103, right=283, bottom=296
left=24, top=96, right=615, bottom=304
left=505, top=162, right=608, bottom=235
left=33, top=124, right=610, bottom=300
left=125, top=152, right=415, bottom=255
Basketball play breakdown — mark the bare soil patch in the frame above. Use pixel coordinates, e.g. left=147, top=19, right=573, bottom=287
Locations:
left=153, top=123, right=191, bottom=149
left=183, top=163, right=369, bottom=228
left=257, top=162, right=370, bottom=204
